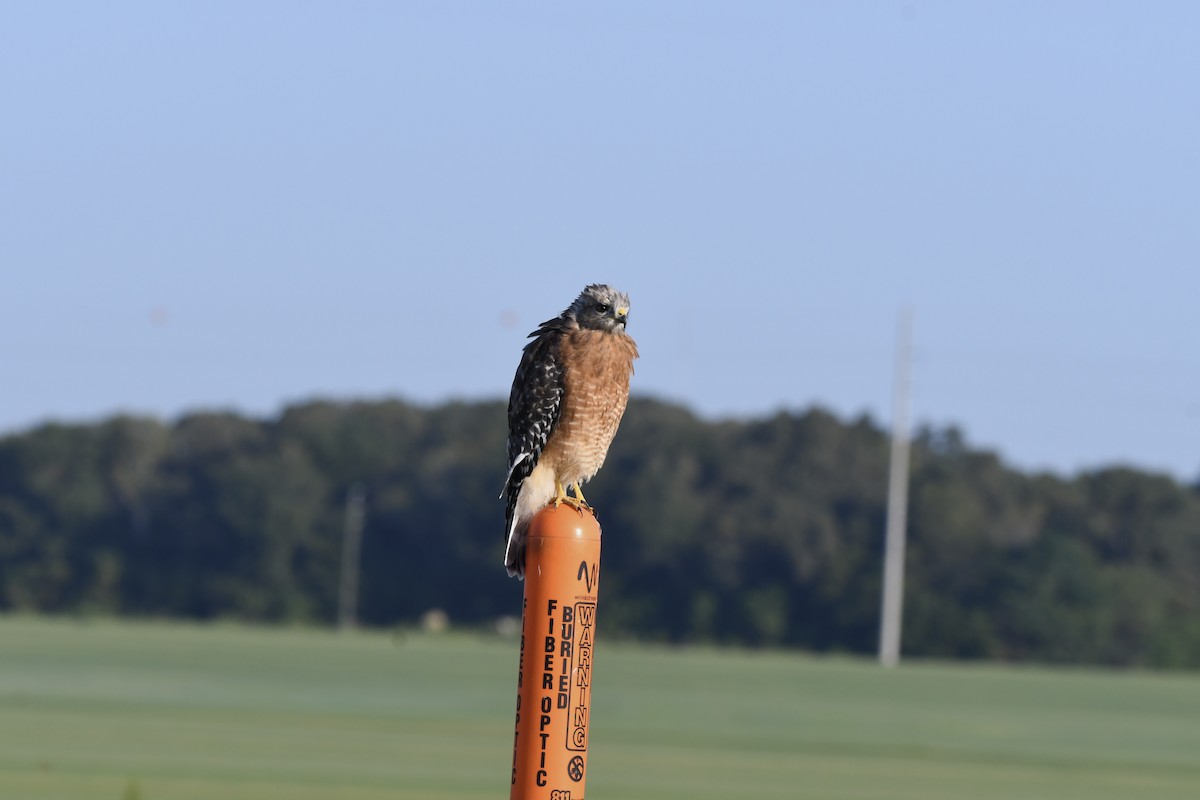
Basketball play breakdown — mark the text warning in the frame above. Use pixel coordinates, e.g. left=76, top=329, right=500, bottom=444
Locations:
left=566, top=601, right=595, bottom=751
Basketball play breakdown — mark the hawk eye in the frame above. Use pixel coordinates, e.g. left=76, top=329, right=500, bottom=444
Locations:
left=595, top=303, right=610, bottom=313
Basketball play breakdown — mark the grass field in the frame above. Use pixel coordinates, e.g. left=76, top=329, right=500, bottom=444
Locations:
left=1, top=616, right=1199, bottom=799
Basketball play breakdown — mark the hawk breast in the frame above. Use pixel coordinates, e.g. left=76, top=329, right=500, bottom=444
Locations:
left=539, top=328, right=638, bottom=485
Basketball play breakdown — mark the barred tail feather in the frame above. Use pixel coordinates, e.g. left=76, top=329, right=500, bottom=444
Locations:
left=503, top=461, right=556, bottom=580
left=503, top=515, right=528, bottom=579
left=503, top=484, right=526, bottom=579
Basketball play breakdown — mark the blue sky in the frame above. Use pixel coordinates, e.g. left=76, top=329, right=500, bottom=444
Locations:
left=2, top=2, right=1197, bottom=479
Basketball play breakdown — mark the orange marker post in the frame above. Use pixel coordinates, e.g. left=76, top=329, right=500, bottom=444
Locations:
left=510, top=504, right=602, bottom=800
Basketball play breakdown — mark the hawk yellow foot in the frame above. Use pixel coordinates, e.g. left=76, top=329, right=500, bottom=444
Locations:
left=570, top=482, right=592, bottom=512
left=550, top=480, right=591, bottom=514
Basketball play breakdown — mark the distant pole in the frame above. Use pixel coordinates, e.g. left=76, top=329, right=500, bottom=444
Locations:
left=879, top=309, right=913, bottom=667
left=338, top=483, right=365, bottom=631
left=510, top=504, right=602, bottom=799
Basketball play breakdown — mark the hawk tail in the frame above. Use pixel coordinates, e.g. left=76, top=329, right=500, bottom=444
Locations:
left=503, top=482, right=527, bottom=579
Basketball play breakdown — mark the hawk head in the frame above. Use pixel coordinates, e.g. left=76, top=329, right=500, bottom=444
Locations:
left=569, top=284, right=630, bottom=333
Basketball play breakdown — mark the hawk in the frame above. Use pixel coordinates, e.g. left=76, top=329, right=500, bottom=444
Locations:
left=503, top=284, right=639, bottom=578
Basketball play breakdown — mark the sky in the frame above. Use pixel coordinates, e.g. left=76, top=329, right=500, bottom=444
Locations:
left=2, top=2, right=1198, bottom=480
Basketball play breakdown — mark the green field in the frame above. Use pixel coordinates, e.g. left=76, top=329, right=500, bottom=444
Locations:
left=1, top=616, right=1198, bottom=799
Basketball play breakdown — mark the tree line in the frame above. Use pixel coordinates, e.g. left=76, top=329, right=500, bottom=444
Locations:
left=1, top=397, right=1198, bottom=669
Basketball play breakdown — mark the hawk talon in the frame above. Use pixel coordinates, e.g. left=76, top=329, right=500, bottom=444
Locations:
left=551, top=481, right=590, bottom=513
left=570, top=482, right=592, bottom=514
left=562, top=496, right=589, bottom=514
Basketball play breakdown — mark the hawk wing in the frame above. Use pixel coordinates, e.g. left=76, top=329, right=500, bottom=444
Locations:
left=503, top=318, right=569, bottom=568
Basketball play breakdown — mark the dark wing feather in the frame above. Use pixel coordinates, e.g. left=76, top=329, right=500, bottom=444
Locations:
left=503, top=318, right=569, bottom=544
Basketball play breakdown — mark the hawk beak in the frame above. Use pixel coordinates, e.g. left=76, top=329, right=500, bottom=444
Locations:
left=615, top=306, right=628, bottom=324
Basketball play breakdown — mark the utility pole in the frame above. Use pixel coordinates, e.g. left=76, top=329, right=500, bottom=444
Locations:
left=879, top=309, right=913, bottom=667
left=338, top=483, right=365, bottom=631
